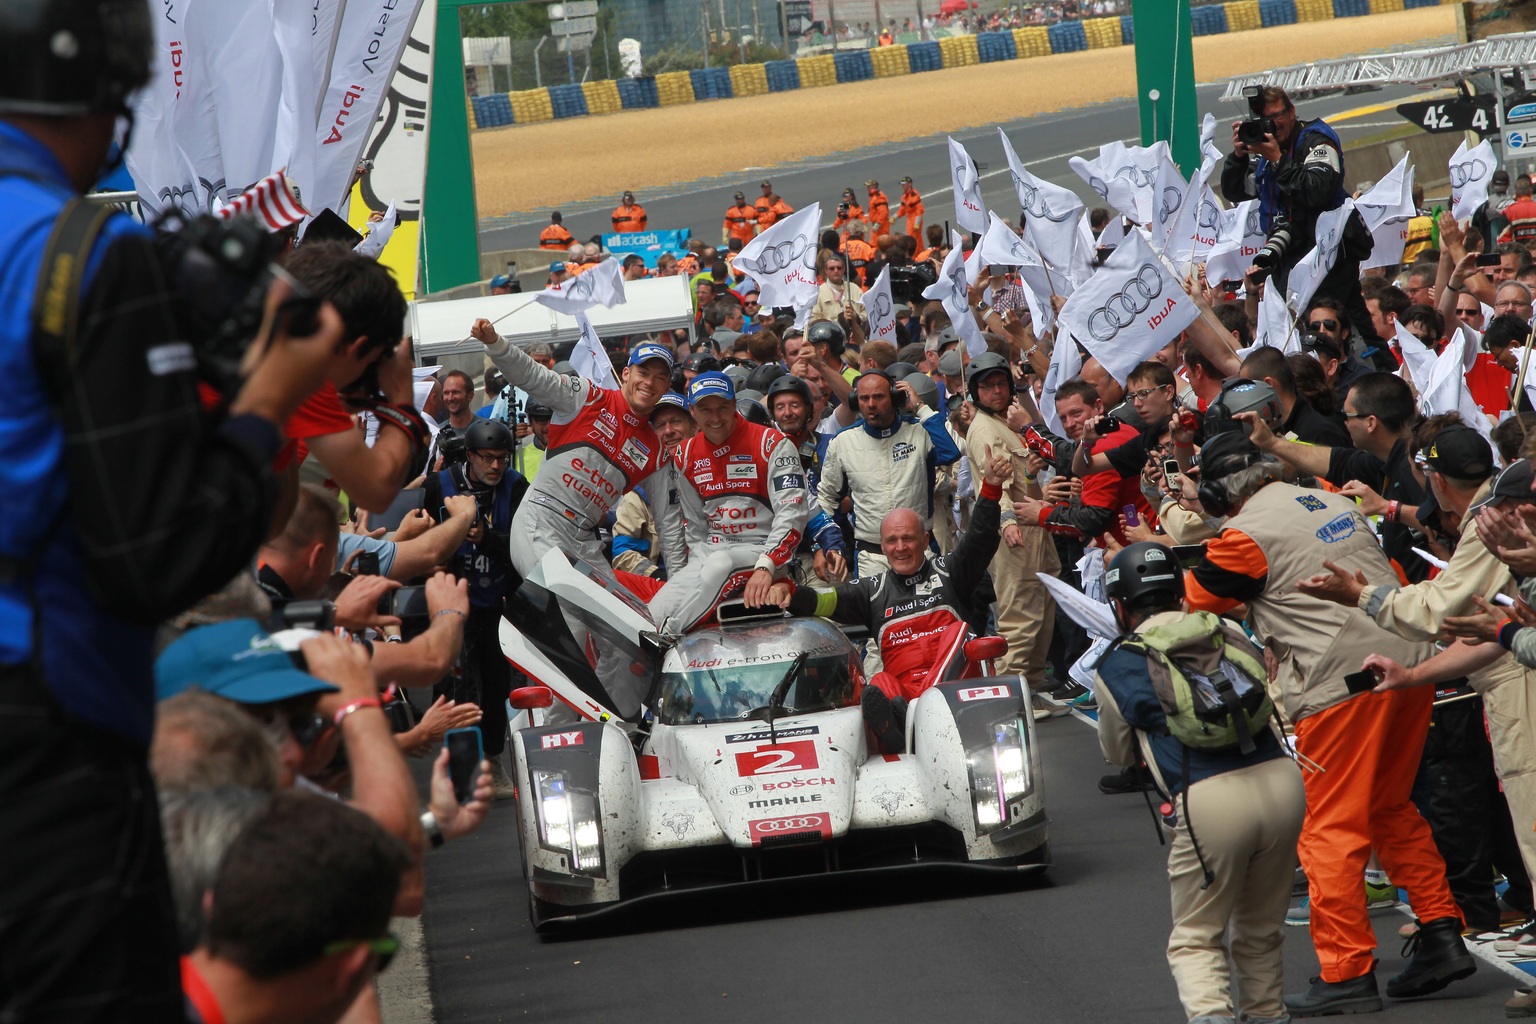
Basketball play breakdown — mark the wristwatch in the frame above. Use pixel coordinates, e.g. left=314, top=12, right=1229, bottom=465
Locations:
left=420, top=809, right=445, bottom=848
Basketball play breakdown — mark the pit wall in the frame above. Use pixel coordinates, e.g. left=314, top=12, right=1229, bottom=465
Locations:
left=467, top=0, right=1453, bottom=129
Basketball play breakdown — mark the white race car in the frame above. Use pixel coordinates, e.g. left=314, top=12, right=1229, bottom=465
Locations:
left=501, top=550, right=1050, bottom=930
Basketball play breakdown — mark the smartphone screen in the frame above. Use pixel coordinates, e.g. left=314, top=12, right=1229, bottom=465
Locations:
left=1162, top=458, right=1181, bottom=481
left=1344, top=669, right=1377, bottom=695
left=354, top=550, right=381, bottom=576
left=1122, top=503, right=1140, bottom=527
left=445, top=727, right=484, bottom=803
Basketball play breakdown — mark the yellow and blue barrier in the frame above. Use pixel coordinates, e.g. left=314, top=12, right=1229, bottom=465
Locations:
left=467, top=1, right=1457, bottom=129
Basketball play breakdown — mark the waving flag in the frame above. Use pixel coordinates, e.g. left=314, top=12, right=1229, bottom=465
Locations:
left=1204, top=200, right=1264, bottom=286
left=734, top=204, right=822, bottom=310
left=864, top=265, right=897, bottom=343
left=1070, top=140, right=1169, bottom=226
left=1040, top=331, right=1084, bottom=435
left=570, top=312, right=619, bottom=389
left=1450, top=139, right=1496, bottom=222
left=924, top=233, right=987, bottom=357
left=355, top=200, right=399, bottom=259
left=1286, top=199, right=1355, bottom=313
left=1149, top=154, right=1188, bottom=252
left=1356, top=155, right=1416, bottom=267
left=1058, top=230, right=1197, bottom=384
left=215, top=170, right=309, bottom=230
left=533, top=258, right=626, bottom=313
left=1252, top=279, right=1299, bottom=354
left=948, top=137, right=988, bottom=236
left=1394, top=320, right=1438, bottom=393
left=999, top=127, right=1082, bottom=270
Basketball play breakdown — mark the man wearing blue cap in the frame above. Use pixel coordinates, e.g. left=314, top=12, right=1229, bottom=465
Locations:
left=471, top=318, right=675, bottom=579
left=644, top=372, right=812, bottom=632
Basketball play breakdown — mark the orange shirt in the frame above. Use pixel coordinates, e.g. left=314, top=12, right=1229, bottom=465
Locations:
left=611, top=204, right=647, bottom=232
left=833, top=202, right=865, bottom=231
left=754, top=196, right=776, bottom=230
left=724, top=204, right=758, bottom=242
left=540, top=224, right=575, bottom=250
left=844, top=238, right=877, bottom=283
left=897, top=190, right=925, bottom=236
left=866, top=190, right=891, bottom=237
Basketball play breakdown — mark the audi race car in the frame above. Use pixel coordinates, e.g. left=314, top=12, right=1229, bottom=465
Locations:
left=499, top=550, right=1050, bottom=930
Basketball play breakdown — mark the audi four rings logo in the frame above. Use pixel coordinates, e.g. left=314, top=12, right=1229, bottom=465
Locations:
left=1245, top=208, right=1262, bottom=237
left=1158, top=187, right=1181, bottom=224
left=751, top=236, right=814, bottom=275
left=1113, top=164, right=1157, bottom=188
left=1088, top=175, right=1110, bottom=199
left=756, top=816, right=823, bottom=832
left=1087, top=265, right=1164, bottom=342
left=1197, top=200, right=1221, bottom=232
left=1014, top=177, right=1073, bottom=222
left=1449, top=159, right=1488, bottom=189
left=563, top=275, right=595, bottom=300
left=872, top=293, right=892, bottom=319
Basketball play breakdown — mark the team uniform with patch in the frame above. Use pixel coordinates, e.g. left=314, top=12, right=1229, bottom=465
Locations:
left=483, top=338, right=664, bottom=577
left=648, top=418, right=808, bottom=631
left=784, top=481, right=1004, bottom=702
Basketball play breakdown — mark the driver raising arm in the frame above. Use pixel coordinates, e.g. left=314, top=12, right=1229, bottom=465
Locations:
left=643, top=372, right=810, bottom=632
left=758, top=447, right=1013, bottom=753
left=471, top=319, right=672, bottom=577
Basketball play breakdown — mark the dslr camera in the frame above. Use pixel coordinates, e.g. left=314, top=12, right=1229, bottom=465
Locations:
left=1250, top=218, right=1294, bottom=281
left=438, top=430, right=468, bottom=467
left=888, top=262, right=938, bottom=303
left=1238, top=84, right=1277, bottom=147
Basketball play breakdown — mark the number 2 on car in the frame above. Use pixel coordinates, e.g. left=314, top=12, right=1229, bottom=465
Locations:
left=735, top=740, right=818, bottom=776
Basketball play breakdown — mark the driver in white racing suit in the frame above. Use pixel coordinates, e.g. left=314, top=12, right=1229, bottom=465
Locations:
left=642, top=372, right=810, bottom=632
left=471, top=318, right=673, bottom=577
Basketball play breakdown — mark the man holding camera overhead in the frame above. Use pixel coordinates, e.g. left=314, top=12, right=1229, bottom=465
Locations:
left=1221, top=84, right=1379, bottom=348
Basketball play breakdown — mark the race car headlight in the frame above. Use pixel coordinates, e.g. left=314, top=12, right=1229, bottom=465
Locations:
left=967, top=717, right=1032, bottom=835
left=532, top=768, right=605, bottom=877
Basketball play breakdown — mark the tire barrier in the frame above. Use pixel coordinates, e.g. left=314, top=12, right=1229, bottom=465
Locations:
left=465, top=2, right=1459, bottom=130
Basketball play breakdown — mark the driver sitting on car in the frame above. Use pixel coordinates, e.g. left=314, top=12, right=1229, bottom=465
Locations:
left=753, top=445, right=1015, bottom=754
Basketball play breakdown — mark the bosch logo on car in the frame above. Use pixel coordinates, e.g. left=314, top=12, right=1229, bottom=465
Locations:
left=759, top=776, right=836, bottom=790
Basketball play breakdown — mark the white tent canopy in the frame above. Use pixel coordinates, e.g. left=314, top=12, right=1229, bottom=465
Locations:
left=410, top=275, right=696, bottom=359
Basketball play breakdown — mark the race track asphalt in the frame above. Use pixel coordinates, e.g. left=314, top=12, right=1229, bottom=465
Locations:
left=476, top=79, right=1438, bottom=257
left=416, top=707, right=1522, bottom=1023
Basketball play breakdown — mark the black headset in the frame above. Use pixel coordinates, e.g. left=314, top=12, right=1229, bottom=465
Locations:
left=855, top=369, right=906, bottom=409
left=1196, top=448, right=1264, bottom=518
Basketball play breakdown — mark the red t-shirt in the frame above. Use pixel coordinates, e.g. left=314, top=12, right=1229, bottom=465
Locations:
left=278, top=381, right=356, bottom=469
left=1466, top=352, right=1512, bottom=416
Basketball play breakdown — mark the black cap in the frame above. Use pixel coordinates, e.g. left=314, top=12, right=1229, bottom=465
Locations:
left=1199, top=431, right=1263, bottom=481
left=734, top=192, right=744, bottom=201
left=1423, top=425, right=1494, bottom=481
left=1299, top=332, right=1343, bottom=361
left=1471, top=459, right=1536, bottom=512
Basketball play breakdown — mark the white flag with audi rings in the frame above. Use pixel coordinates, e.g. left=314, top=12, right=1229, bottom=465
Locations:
left=734, top=203, right=822, bottom=310
left=571, top=312, right=620, bottom=390
left=533, top=258, right=627, bottom=313
left=998, top=127, right=1082, bottom=271
left=1450, top=139, right=1496, bottom=222
left=948, top=137, right=989, bottom=236
left=1204, top=200, right=1264, bottom=287
left=1284, top=199, right=1355, bottom=314
left=1356, top=154, right=1416, bottom=267
left=1058, top=230, right=1197, bottom=384
left=864, top=266, right=897, bottom=343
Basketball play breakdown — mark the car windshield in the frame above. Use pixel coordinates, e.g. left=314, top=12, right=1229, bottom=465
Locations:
left=654, top=651, right=858, bottom=726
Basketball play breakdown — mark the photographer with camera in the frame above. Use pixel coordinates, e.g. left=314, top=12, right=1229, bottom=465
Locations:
left=1222, top=85, right=1378, bottom=349
left=0, top=1, right=358, bottom=1015
left=422, top=420, right=528, bottom=797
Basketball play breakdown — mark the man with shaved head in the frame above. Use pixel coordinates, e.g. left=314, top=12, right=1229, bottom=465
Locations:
left=756, top=448, right=1014, bottom=753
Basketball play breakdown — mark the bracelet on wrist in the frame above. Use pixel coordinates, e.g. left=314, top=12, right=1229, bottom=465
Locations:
left=420, top=809, right=445, bottom=848
left=436, top=608, right=466, bottom=619
left=333, top=697, right=382, bottom=727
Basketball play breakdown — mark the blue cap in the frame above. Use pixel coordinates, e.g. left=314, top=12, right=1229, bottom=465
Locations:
left=687, top=371, right=736, bottom=406
left=489, top=274, right=511, bottom=289
left=650, top=392, right=688, bottom=418
left=627, top=341, right=675, bottom=369
left=155, top=619, right=339, bottom=704
left=549, top=261, right=566, bottom=273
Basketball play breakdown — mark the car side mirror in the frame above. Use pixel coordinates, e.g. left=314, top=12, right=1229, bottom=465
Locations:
left=963, top=636, right=1008, bottom=664
left=509, top=685, right=554, bottom=710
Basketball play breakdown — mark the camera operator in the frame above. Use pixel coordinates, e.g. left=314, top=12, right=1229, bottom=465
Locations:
left=423, top=420, right=529, bottom=797
left=0, top=1, right=353, bottom=1016
left=1222, top=85, right=1378, bottom=348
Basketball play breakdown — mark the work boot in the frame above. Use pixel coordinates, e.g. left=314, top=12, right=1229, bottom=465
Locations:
left=861, top=686, right=905, bottom=754
left=1283, top=970, right=1383, bottom=1017
left=487, top=759, right=516, bottom=801
left=1098, top=764, right=1156, bottom=795
left=1385, top=916, right=1476, bottom=998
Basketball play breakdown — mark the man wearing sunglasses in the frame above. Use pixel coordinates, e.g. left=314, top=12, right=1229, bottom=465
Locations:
left=1301, top=299, right=1374, bottom=407
left=183, top=791, right=411, bottom=1024
left=424, top=419, right=528, bottom=798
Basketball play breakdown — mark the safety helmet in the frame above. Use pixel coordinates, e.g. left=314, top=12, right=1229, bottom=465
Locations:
left=965, top=351, right=1012, bottom=404
left=736, top=398, right=772, bottom=426
left=684, top=352, right=722, bottom=373
left=1104, top=542, right=1184, bottom=629
left=765, top=373, right=814, bottom=416
left=807, top=320, right=846, bottom=359
left=464, top=419, right=514, bottom=452
left=745, top=361, right=789, bottom=394
left=525, top=399, right=553, bottom=420
left=0, top=0, right=152, bottom=116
